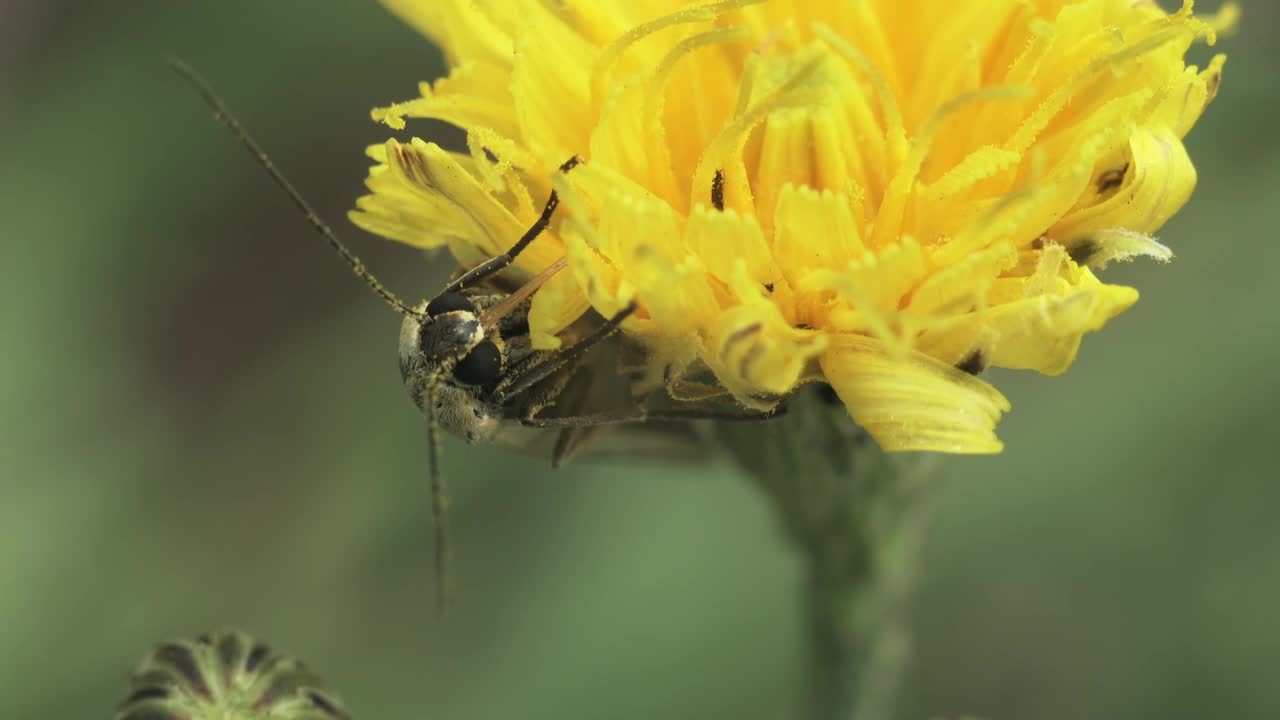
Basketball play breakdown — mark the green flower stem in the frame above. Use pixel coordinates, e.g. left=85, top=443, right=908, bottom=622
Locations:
left=719, top=389, right=937, bottom=720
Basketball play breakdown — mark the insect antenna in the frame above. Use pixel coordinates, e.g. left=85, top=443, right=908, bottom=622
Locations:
left=424, top=373, right=453, bottom=614
left=172, top=58, right=454, bottom=608
left=167, top=58, right=421, bottom=317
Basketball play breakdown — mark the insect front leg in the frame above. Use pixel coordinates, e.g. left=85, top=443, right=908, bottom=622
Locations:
left=494, top=301, right=639, bottom=403
left=543, top=367, right=605, bottom=468
left=523, top=401, right=782, bottom=428
left=443, top=155, right=582, bottom=294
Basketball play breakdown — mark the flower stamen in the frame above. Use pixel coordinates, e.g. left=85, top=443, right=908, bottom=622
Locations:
left=590, top=0, right=767, bottom=112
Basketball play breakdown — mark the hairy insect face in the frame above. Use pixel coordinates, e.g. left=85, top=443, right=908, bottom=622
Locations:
left=399, top=291, right=515, bottom=444
left=415, top=292, right=487, bottom=365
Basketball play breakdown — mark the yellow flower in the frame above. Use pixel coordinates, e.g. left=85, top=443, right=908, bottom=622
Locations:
left=351, top=0, right=1234, bottom=454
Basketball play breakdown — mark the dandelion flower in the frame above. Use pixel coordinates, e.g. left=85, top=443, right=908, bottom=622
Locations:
left=351, top=0, right=1234, bottom=454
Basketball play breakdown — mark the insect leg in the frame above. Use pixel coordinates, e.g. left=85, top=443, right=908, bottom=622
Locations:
left=443, top=155, right=582, bottom=294
left=496, top=301, right=638, bottom=402
left=666, top=374, right=737, bottom=403
left=524, top=408, right=647, bottom=428
left=522, top=403, right=780, bottom=429
left=547, top=367, right=602, bottom=468
left=424, top=375, right=452, bottom=615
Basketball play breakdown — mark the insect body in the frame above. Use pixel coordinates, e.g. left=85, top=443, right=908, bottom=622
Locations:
left=402, top=289, right=560, bottom=446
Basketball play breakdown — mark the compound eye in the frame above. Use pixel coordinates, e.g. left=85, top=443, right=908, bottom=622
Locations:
left=426, top=292, right=475, bottom=317
left=452, top=340, right=502, bottom=386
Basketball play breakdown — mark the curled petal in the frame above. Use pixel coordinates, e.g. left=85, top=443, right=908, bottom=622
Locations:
left=350, top=139, right=562, bottom=274
left=821, top=334, right=1010, bottom=454
left=708, top=262, right=828, bottom=400
left=918, top=249, right=1140, bottom=374
left=1055, top=126, right=1198, bottom=238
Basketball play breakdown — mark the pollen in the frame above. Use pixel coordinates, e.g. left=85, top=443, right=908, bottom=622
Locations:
left=350, top=0, right=1234, bottom=454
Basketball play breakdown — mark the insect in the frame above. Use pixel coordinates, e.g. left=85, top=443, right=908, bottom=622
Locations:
left=169, top=60, right=775, bottom=609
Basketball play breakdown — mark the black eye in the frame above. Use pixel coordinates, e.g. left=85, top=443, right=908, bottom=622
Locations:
left=427, top=292, right=474, bottom=316
left=452, top=340, right=502, bottom=386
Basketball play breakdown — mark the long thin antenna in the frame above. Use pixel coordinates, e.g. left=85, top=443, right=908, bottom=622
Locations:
left=167, top=58, right=420, bottom=317
left=424, top=375, right=452, bottom=615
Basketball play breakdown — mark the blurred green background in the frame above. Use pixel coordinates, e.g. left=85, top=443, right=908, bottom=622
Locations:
left=2, top=2, right=1276, bottom=719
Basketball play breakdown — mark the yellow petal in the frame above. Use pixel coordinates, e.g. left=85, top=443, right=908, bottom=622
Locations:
left=984, top=275, right=1139, bottom=375
left=918, top=249, right=1140, bottom=375
left=1058, top=228, right=1173, bottom=271
left=821, top=334, right=1010, bottom=454
left=771, top=184, right=864, bottom=289
left=1163, top=54, right=1227, bottom=139
left=381, top=0, right=513, bottom=68
left=684, top=205, right=779, bottom=289
left=349, top=139, right=560, bottom=275
left=527, top=266, right=592, bottom=351
left=1054, top=126, right=1197, bottom=238
left=707, top=262, right=827, bottom=400
left=510, top=9, right=598, bottom=161
left=371, top=62, right=519, bottom=138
